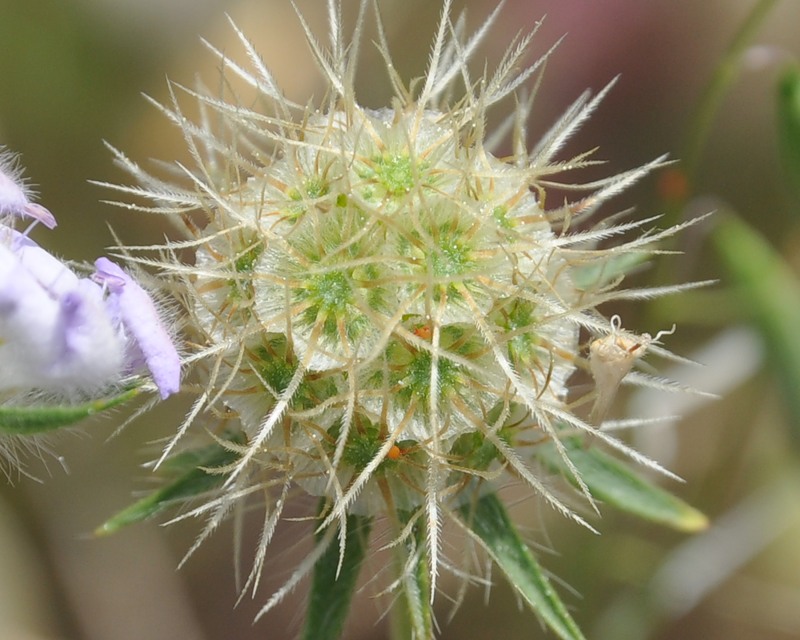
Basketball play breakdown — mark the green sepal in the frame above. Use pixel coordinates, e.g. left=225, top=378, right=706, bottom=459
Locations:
left=302, top=512, right=372, bottom=640
left=95, top=436, right=242, bottom=536
left=777, top=65, right=800, bottom=204
left=713, top=213, right=800, bottom=443
left=0, top=384, right=141, bottom=435
left=459, top=491, right=586, bottom=640
left=535, top=438, right=708, bottom=532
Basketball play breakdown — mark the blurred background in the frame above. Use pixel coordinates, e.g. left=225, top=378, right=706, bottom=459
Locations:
left=2, top=0, right=800, bottom=638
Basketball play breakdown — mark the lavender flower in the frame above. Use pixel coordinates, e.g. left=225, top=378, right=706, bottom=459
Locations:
left=0, top=231, right=124, bottom=394
left=0, top=155, right=180, bottom=400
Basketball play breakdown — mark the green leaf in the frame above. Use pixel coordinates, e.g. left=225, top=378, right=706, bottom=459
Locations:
left=302, top=514, right=372, bottom=640
left=778, top=65, right=800, bottom=203
left=536, top=439, right=708, bottom=532
left=0, top=384, right=141, bottom=435
left=571, top=252, right=649, bottom=291
left=96, top=437, right=241, bottom=535
left=459, top=492, right=585, bottom=640
left=713, top=213, right=800, bottom=442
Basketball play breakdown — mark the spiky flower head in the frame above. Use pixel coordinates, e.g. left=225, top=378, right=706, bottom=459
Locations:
left=102, top=1, right=705, bottom=634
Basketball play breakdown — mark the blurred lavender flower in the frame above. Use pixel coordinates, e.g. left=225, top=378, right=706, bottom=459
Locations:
left=0, top=234, right=123, bottom=394
left=0, top=151, right=180, bottom=401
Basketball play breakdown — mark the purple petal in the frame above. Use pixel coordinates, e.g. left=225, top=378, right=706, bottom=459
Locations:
left=0, top=244, right=60, bottom=355
left=93, top=257, right=181, bottom=399
left=0, top=246, right=124, bottom=392
left=21, top=202, right=58, bottom=230
left=56, top=281, right=111, bottom=360
left=0, top=159, right=57, bottom=228
left=2, top=227, right=79, bottom=296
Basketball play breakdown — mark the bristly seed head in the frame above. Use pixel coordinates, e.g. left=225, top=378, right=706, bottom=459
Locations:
left=101, top=0, right=707, bottom=617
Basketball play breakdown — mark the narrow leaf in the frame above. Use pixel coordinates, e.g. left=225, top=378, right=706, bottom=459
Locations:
left=96, top=438, right=240, bottom=535
left=713, top=213, right=800, bottom=442
left=536, top=439, right=708, bottom=532
left=0, top=384, right=141, bottom=435
left=459, top=492, right=585, bottom=640
left=302, top=514, right=372, bottom=640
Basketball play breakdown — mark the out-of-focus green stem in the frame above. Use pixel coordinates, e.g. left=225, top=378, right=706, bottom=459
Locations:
left=681, top=0, right=779, bottom=191
left=650, top=0, right=780, bottom=311
left=714, top=212, right=800, bottom=444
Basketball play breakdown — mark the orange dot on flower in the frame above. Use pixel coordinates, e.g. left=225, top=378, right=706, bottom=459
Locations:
left=413, top=325, right=432, bottom=340
left=387, top=445, right=402, bottom=460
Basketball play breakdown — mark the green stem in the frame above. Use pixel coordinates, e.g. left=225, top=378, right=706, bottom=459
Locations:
left=0, top=384, right=141, bottom=435
left=681, top=0, right=779, bottom=191
left=650, top=0, right=780, bottom=313
left=388, top=589, right=413, bottom=640
left=388, top=515, right=433, bottom=640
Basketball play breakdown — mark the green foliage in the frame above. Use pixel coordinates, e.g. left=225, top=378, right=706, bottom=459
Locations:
left=535, top=438, right=708, bottom=532
left=0, top=384, right=141, bottom=435
left=459, top=492, right=586, bottom=640
left=778, top=65, right=800, bottom=206
left=96, top=436, right=242, bottom=535
left=714, top=214, right=800, bottom=440
left=302, top=513, right=373, bottom=640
